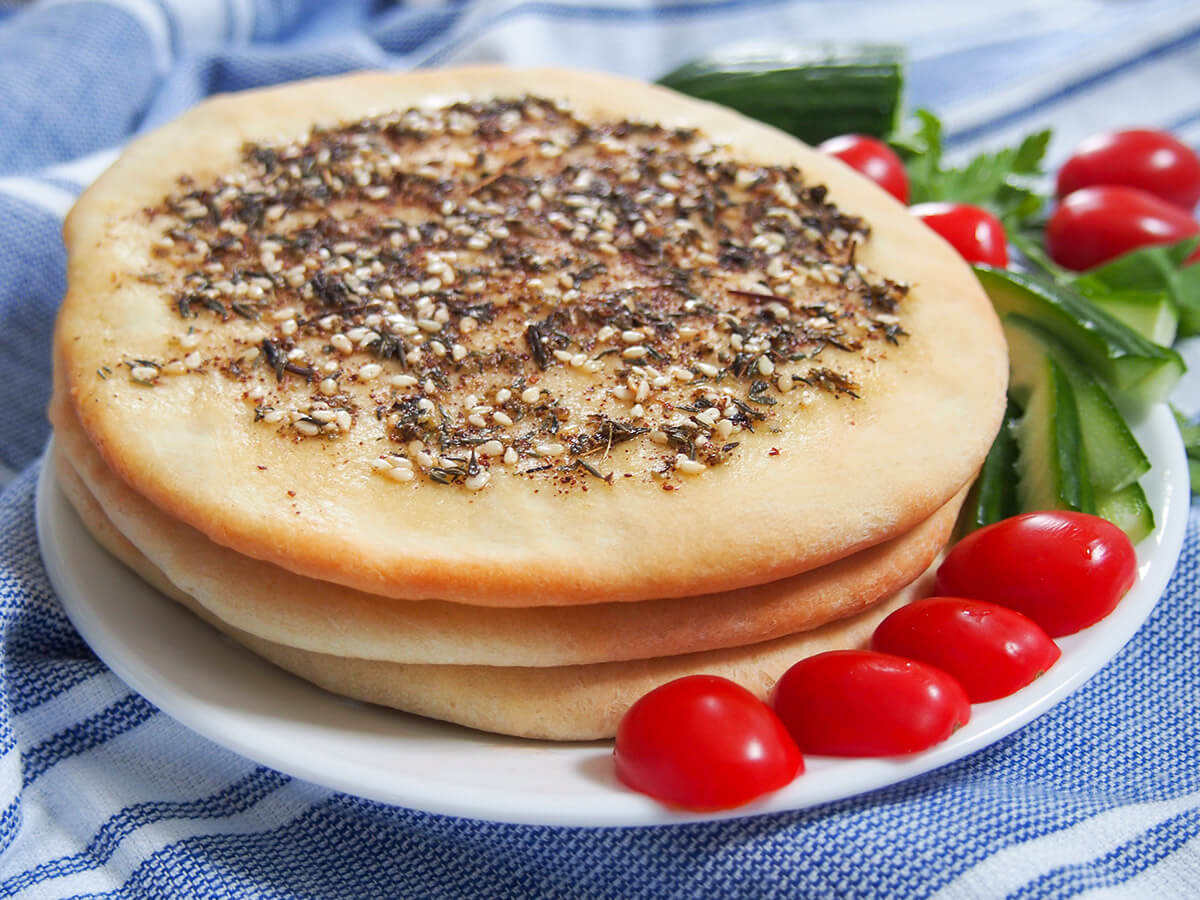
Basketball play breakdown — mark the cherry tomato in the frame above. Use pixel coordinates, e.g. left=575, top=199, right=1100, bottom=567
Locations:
left=871, top=597, right=1061, bottom=702
left=1057, top=129, right=1200, bottom=211
left=817, top=134, right=910, bottom=203
left=771, top=650, right=970, bottom=757
left=935, top=511, right=1137, bottom=638
left=614, top=675, right=803, bottom=810
left=1046, top=185, right=1200, bottom=271
left=910, top=202, right=1009, bottom=266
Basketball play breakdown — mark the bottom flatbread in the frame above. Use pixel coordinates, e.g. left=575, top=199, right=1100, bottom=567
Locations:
left=57, top=447, right=939, bottom=740
left=51, top=383, right=962, bottom=667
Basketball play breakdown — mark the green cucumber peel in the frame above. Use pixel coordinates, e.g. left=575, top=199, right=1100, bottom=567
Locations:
left=975, top=265, right=1185, bottom=409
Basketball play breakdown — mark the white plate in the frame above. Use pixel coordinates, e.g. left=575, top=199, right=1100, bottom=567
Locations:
left=36, top=405, right=1189, bottom=827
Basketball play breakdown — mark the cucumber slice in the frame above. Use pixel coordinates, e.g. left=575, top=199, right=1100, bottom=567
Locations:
left=657, top=43, right=904, bottom=143
left=1013, top=355, right=1094, bottom=515
left=1095, top=482, right=1155, bottom=544
left=1078, top=288, right=1179, bottom=347
left=961, top=404, right=1018, bottom=532
left=975, top=266, right=1185, bottom=409
left=1004, top=314, right=1150, bottom=492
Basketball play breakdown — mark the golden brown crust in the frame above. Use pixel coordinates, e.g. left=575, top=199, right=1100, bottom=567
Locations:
left=55, top=67, right=1006, bottom=606
left=55, top=447, right=934, bottom=740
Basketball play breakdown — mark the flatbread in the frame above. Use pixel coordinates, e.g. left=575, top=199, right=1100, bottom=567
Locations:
left=51, top=389, right=962, bottom=664
left=55, top=67, right=1006, bottom=606
left=55, top=449, right=935, bottom=739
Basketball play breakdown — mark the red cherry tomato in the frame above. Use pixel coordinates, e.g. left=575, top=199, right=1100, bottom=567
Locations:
left=614, top=675, right=803, bottom=810
left=935, top=511, right=1137, bottom=638
left=817, top=134, right=910, bottom=203
left=910, top=202, right=1009, bottom=266
left=871, top=597, right=1061, bottom=702
left=1046, top=185, right=1200, bottom=271
left=771, top=650, right=970, bottom=757
left=1057, top=129, right=1200, bottom=211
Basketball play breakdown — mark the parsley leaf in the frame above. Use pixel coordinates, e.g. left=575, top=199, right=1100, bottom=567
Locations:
left=891, top=108, right=1051, bottom=231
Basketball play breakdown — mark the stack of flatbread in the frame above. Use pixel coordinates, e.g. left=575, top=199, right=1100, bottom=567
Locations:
left=49, top=68, right=1007, bottom=740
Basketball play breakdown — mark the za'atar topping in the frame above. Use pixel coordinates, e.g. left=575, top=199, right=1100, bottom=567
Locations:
left=137, top=94, right=909, bottom=492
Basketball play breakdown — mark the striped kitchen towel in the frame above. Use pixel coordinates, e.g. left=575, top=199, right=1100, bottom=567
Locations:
left=2, top=1, right=1199, bottom=896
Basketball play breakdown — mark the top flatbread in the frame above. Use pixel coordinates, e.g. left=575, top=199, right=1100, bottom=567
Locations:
left=55, top=66, right=1006, bottom=606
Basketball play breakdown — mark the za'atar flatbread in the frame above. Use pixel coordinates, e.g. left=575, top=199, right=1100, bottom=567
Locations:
left=54, top=67, right=1006, bottom=606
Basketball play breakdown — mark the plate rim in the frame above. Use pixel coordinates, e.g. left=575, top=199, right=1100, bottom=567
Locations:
left=34, top=403, right=1191, bottom=827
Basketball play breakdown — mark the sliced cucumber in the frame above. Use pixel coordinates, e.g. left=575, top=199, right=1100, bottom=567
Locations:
left=1096, top=482, right=1155, bottom=544
left=1076, top=288, right=1178, bottom=347
left=657, top=43, right=904, bottom=143
left=961, top=404, right=1018, bottom=533
left=1012, top=354, right=1094, bottom=515
left=975, top=265, right=1185, bottom=409
left=1004, top=314, right=1150, bottom=492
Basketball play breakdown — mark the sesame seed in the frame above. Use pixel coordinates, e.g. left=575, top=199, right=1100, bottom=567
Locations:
left=335, top=410, right=353, bottom=431
left=553, top=349, right=573, bottom=363
left=480, top=440, right=505, bottom=457
left=757, top=356, right=775, bottom=376
left=309, top=409, right=335, bottom=424
left=371, top=458, right=393, bottom=472
left=272, top=307, right=296, bottom=322
left=535, top=442, right=565, bottom=457
left=280, top=319, right=297, bottom=337
left=385, top=466, right=415, bottom=482
left=180, top=332, right=201, bottom=350
left=468, top=414, right=487, bottom=428
left=464, top=471, right=491, bottom=492
left=714, top=418, right=735, bottom=439
left=389, top=374, right=418, bottom=388
left=430, top=340, right=447, bottom=357
left=622, top=345, right=648, bottom=360
left=503, top=447, right=519, bottom=464
left=130, top=366, right=159, bottom=384
left=460, top=316, right=478, bottom=334
left=319, top=378, right=338, bottom=396
left=696, top=408, right=720, bottom=426
left=658, top=173, right=682, bottom=190
left=630, top=404, right=645, bottom=418
left=521, top=387, right=541, bottom=403
left=184, top=352, right=202, bottom=370
left=358, top=363, right=381, bottom=380
left=262, top=409, right=285, bottom=424
left=777, top=373, right=794, bottom=393
left=451, top=343, right=468, bottom=361
left=331, top=333, right=354, bottom=354
left=417, top=398, right=435, bottom=413
left=695, top=362, right=720, bottom=378
left=493, top=411, right=514, bottom=426
left=676, top=456, right=706, bottom=475
left=295, top=420, right=321, bottom=437
left=570, top=353, right=588, bottom=368
left=417, top=319, right=441, bottom=334
left=495, top=388, right=512, bottom=404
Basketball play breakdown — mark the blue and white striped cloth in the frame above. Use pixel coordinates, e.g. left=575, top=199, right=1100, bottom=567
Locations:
left=3, top=1, right=1200, bottom=896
